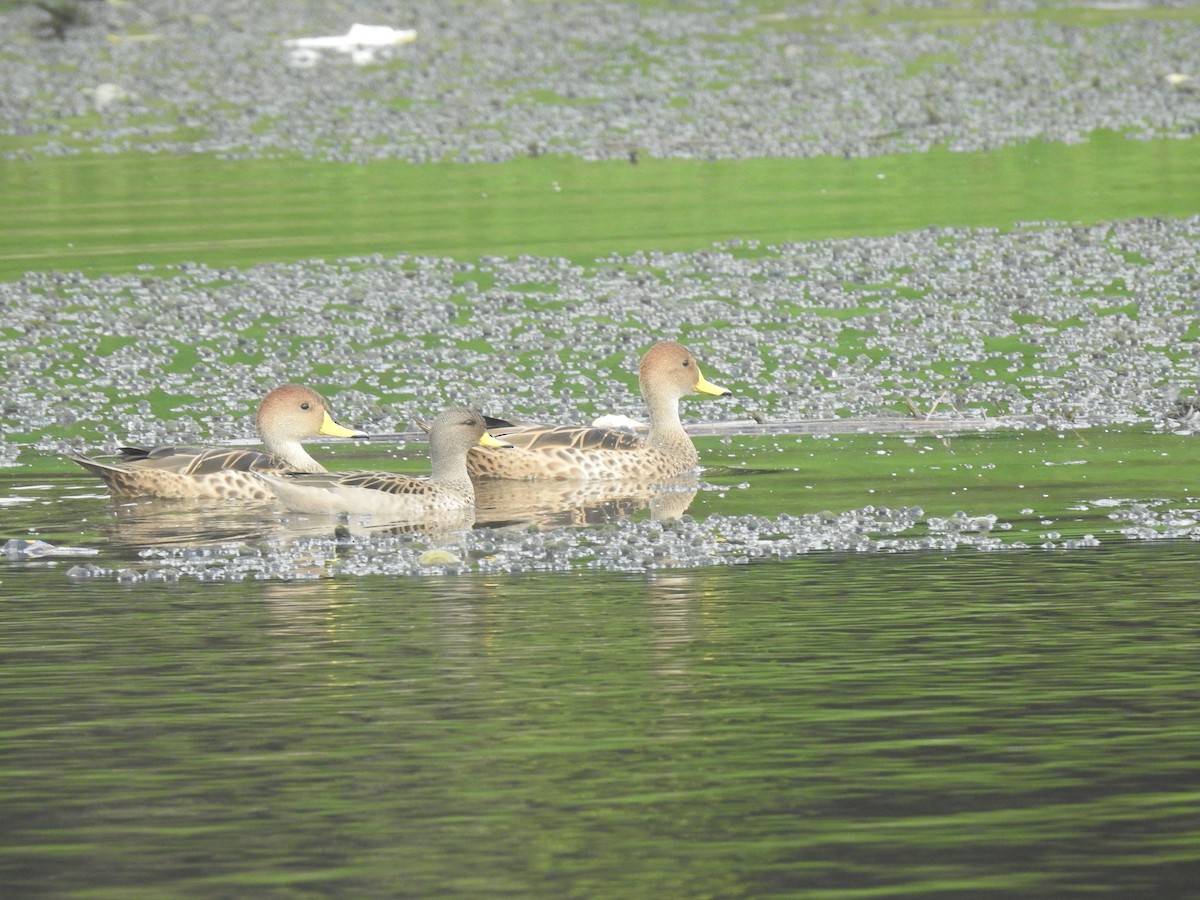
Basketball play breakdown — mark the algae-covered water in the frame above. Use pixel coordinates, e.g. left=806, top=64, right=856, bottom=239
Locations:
left=4, top=0, right=1200, bottom=896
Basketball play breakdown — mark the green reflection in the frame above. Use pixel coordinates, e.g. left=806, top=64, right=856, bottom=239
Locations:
left=3, top=131, right=1198, bottom=279
left=2, top=545, right=1199, bottom=897
left=10, top=422, right=1200, bottom=555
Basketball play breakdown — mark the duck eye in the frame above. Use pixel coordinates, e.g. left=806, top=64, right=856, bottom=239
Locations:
left=300, top=402, right=311, bottom=410
left=682, top=359, right=691, bottom=367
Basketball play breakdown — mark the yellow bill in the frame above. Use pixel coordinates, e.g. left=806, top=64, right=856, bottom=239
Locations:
left=695, top=369, right=732, bottom=397
left=319, top=411, right=367, bottom=439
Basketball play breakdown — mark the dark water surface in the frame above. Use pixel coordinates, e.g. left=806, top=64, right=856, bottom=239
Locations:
left=3, top=542, right=1199, bottom=898
left=3, top=426, right=1200, bottom=897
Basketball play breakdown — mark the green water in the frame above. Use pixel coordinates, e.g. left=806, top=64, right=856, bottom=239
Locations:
left=4, top=130, right=1199, bottom=279
left=4, top=540, right=1200, bottom=897
left=7, top=424, right=1198, bottom=557
left=6, top=425, right=1200, bottom=896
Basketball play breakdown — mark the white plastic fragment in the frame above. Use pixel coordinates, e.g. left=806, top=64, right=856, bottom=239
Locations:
left=284, top=24, right=416, bottom=66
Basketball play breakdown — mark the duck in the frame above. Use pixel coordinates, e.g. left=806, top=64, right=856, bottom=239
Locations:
left=69, top=384, right=366, bottom=500
left=257, top=407, right=511, bottom=519
left=467, top=341, right=731, bottom=481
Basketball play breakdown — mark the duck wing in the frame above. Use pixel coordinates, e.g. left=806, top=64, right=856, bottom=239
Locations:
left=116, top=445, right=293, bottom=475
left=494, top=423, right=645, bottom=453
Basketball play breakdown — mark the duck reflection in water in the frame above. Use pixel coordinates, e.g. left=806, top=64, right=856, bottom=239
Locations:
left=472, top=475, right=699, bottom=531
left=88, top=491, right=475, bottom=550
left=93, top=495, right=279, bottom=549
left=270, top=476, right=699, bottom=539
left=77, top=469, right=701, bottom=552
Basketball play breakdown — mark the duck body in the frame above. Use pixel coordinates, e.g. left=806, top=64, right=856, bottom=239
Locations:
left=72, top=445, right=306, bottom=501
left=468, top=423, right=696, bottom=481
left=69, top=384, right=364, bottom=500
left=468, top=341, right=731, bottom=481
left=257, top=469, right=474, bottom=518
left=259, top=407, right=510, bottom=519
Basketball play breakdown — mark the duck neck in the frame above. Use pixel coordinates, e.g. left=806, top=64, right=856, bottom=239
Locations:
left=429, top=452, right=473, bottom=490
left=644, top=390, right=696, bottom=460
left=265, top=436, right=326, bottom=473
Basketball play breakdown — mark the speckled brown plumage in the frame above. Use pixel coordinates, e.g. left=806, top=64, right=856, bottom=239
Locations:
left=467, top=341, right=731, bottom=481
left=258, top=407, right=511, bottom=519
left=68, top=384, right=364, bottom=500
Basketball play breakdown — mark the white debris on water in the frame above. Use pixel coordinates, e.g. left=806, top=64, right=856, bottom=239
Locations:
left=56, top=504, right=1083, bottom=582
left=4, top=538, right=99, bottom=559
